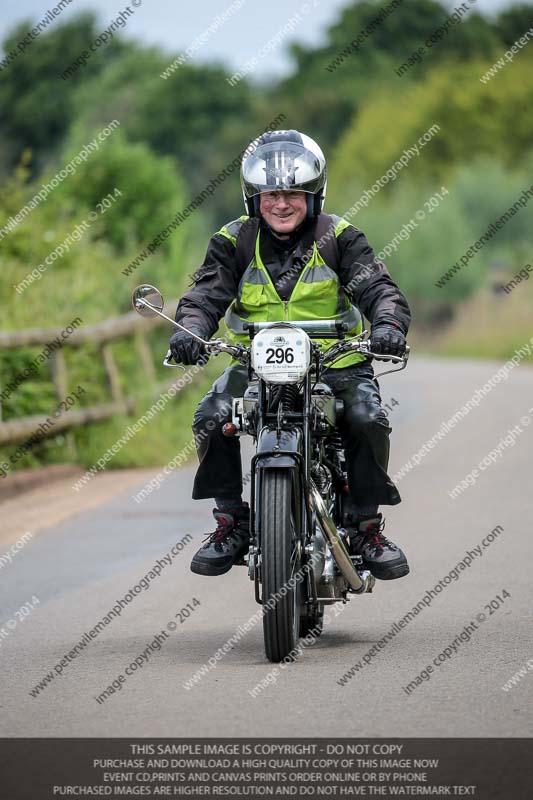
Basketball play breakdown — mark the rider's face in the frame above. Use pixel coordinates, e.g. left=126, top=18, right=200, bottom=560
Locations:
left=259, top=191, right=307, bottom=236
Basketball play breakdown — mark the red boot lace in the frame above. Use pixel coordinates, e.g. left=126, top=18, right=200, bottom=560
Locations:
left=203, top=514, right=234, bottom=545
left=363, top=519, right=392, bottom=554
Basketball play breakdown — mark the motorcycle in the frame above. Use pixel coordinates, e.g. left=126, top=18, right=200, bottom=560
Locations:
left=132, top=284, right=409, bottom=663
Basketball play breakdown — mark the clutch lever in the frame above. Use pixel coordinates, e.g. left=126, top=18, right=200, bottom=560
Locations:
left=163, top=340, right=249, bottom=369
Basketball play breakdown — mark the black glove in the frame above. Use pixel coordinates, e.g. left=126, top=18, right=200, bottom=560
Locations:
left=169, top=327, right=207, bottom=365
left=370, top=323, right=406, bottom=361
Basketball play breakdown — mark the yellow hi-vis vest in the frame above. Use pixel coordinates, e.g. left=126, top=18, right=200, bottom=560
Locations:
left=220, top=215, right=365, bottom=368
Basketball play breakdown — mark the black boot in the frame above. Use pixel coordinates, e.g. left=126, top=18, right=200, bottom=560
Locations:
left=349, top=514, right=409, bottom=580
left=190, top=503, right=250, bottom=576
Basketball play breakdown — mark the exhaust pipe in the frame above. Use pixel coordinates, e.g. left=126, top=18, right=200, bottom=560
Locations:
left=308, top=480, right=375, bottom=594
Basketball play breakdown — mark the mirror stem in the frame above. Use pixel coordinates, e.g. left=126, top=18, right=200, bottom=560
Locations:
left=136, top=299, right=210, bottom=344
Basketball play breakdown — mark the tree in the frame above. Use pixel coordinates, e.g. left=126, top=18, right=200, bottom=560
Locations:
left=0, top=13, right=126, bottom=173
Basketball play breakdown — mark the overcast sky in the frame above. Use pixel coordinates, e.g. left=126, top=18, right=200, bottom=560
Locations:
left=0, top=0, right=525, bottom=78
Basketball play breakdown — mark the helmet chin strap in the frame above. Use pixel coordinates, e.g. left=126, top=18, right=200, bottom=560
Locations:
left=307, top=194, right=317, bottom=217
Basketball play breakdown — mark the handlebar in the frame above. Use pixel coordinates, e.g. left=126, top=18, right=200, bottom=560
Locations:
left=164, top=333, right=409, bottom=374
left=131, top=288, right=407, bottom=372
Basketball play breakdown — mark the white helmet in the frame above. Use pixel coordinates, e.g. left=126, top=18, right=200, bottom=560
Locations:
left=241, top=129, right=327, bottom=218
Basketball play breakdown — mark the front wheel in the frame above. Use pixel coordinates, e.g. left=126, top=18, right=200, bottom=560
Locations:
left=261, top=468, right=302, bottom=663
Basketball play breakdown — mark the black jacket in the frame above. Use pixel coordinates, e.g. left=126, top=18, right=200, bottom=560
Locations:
left=175, top=216, right=411, bottom=338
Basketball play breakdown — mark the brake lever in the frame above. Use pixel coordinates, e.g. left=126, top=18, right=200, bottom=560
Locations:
left=163, top=350, right=186, bottom=370
left=371, top=345, right=410, bottom=379
left=320, top=340, right=410, bottom=376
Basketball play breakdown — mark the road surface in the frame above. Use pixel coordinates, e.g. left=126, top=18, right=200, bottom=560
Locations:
left=1, top=356, right=532, bottom=736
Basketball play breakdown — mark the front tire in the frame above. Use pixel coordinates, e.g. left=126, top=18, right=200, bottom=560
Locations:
left=261, top=469, right=302, bottom=663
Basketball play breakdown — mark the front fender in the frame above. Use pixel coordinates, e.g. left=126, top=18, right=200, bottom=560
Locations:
left=254, top=426, right=303, bottom=470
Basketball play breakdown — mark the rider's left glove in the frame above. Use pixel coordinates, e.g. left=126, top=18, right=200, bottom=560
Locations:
left=169, top=328, right=207, bottom=365
left=370, top=323, right=406, bottom=361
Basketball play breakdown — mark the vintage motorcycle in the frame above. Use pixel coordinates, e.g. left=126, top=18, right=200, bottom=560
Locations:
left=133, top=284, right=409, bottom=663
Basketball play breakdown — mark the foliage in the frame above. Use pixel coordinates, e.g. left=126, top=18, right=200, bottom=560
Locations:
left=0, top=13, right=126, bottom=174
left=58, top=130, right=185, bottom=252
left=335, top=156, right=533, bottom=317
left=270, top=0, right=504, bottom=151
left=328, top=53, right=533, bottom=197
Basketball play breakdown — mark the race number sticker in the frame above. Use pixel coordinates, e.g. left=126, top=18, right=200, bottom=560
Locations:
left=251, top=326, right=311, bottom=384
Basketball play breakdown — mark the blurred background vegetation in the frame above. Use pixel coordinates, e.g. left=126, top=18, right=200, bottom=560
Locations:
left=1, top=0, right=532, bottom=473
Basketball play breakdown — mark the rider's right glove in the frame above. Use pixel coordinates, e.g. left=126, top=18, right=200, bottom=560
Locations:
left=169, top=328, right=207, bottom=365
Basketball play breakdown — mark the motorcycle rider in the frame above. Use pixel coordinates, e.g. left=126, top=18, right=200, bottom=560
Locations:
left=171, top=130, right=410, bottom=581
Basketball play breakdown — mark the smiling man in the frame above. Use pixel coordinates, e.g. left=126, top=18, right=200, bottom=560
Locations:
left=259, top=189, right=307, bottom=232
left=171, top=129, right=411, bottom=580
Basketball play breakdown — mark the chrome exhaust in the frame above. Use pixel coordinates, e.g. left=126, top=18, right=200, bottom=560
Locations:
left=308, top=480, right=375, bottom=594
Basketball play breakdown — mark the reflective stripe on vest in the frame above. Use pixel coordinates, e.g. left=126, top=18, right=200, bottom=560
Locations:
left=224, top=217, right=365, bottom=368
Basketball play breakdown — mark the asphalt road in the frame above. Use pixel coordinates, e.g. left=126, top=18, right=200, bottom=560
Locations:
left=1, top=355, right=532, bottom=737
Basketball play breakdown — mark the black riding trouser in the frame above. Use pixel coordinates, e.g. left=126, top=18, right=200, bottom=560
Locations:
left=191, top=362, right=401, bottom=506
